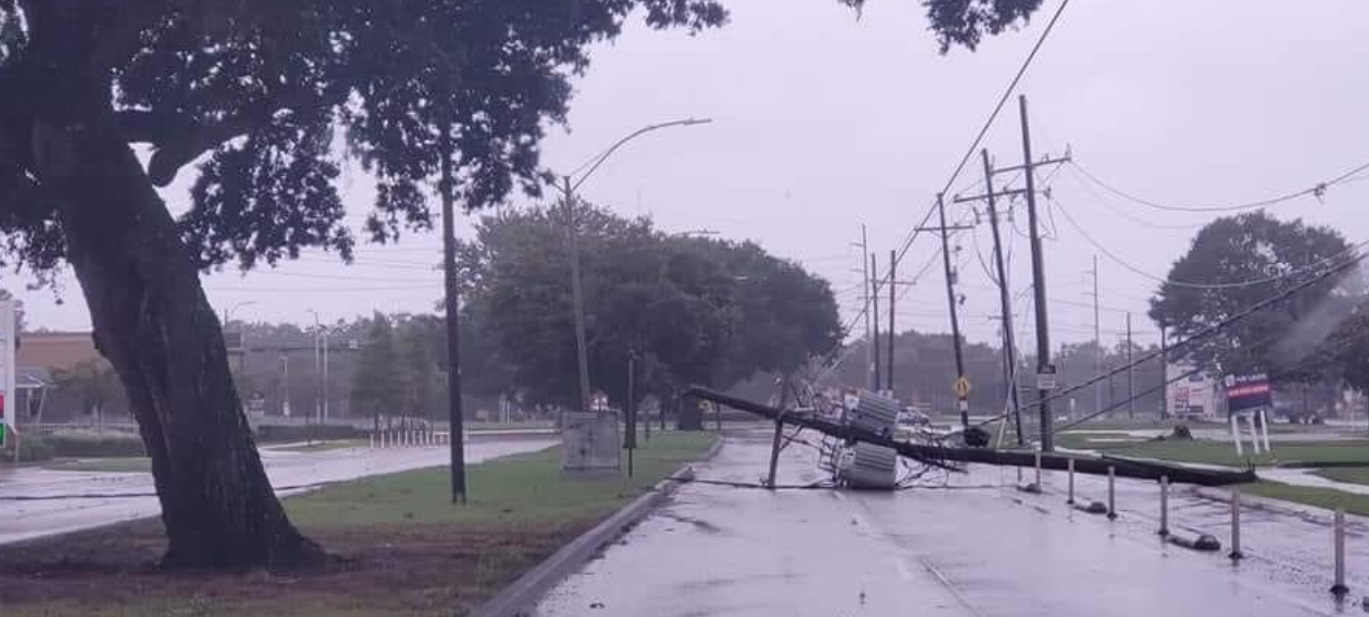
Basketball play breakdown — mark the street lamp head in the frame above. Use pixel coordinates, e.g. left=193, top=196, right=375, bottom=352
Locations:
left=682, top=117, right=713, bottom=126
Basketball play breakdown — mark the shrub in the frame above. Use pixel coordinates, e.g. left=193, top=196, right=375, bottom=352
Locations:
left=2, top=433, right=56, bottom=462
left=1170, top=424, right=1193, bottom=440
left=44, top=432, right=147, bottom=458
left=254, top=424, right=366, bottom=443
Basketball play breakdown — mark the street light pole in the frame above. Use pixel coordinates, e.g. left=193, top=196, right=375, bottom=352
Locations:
left=564, top=175, right=593, bottom=416
left=555, top=118, right=712, bottom=416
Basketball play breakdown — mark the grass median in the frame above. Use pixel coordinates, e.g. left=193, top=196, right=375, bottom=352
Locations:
left=1055, top=433, right=1369, bottom=467
left=1239, top=480, right=1369, bottom=517
left=0, top=430, right=718, bottom=617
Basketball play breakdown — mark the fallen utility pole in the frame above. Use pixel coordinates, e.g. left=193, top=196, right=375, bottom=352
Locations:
left=686, top=386, right=1255, bottom=487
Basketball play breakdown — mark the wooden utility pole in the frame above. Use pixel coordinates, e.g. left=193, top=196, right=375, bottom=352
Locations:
left=859, top=226, right=875, bottom=391
left=1087, top=256, right=1103, bottom=417
left=951, top=95, right=1068, bottom=446
left=1126, top=312, right=1135, bottom=418
left=1160, top=325, right=1169, bottom=420
left=870, top=252, right=882, bottom=392
left=920, top=195, right=975, bottom=428
left=888, top=249, right=896, bottom=393
left=978, top=149, right=1024, bottom=445
left=1018, top=95, right=1056, bottom=451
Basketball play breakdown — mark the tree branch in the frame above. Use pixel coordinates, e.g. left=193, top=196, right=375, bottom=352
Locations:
left=121, top=84, right=323, bottom=187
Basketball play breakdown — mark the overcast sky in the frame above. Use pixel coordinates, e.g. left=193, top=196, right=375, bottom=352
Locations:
left=10, top=0, right=1369, bottom=353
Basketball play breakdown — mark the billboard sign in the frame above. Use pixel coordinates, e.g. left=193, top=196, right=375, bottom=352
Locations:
left=1224, top=373, right=1272, bottom=415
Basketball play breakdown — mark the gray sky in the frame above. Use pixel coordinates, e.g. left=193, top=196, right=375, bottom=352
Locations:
left=11, top=0, right=1369, bottom=353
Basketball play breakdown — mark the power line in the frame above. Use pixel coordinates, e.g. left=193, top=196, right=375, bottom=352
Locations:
left=887, top=0, right=1075, bottom=287
left=1050, top=194, right=1369, bottom=290
left=1069, top=158, right=1369, bottom=214
left=211, top=285, right=436, bottom=293
left=826, top=0, right=1075, bottom=378
left=1062, top=165, right=1207, bottom=231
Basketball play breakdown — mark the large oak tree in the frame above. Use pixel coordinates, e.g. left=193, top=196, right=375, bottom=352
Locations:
left=1148, top=211, right=1360, bottom=380
left=0, top=0, right=1042, bottom=568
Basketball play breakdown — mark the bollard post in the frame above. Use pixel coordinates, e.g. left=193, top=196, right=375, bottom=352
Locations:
left=1332, top=509, right=1349, bottom=595
left=767, top=420, right=783, bottom=490
left=1034, top=450, right=1042, bottom=489
left=1107, top=465, right=1117, bottom=520
left=1067, top=458, right=1075, bottom=505
left=1158, top=475, right=1170, bottom=537
left=1017, top=465, right=1023, bottom=484
left=1230, top=488, right=1243, bottom=560
left=369, top=433, right=375, bottom=450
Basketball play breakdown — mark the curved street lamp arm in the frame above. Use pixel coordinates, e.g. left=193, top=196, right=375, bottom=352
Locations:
left=566, top=118, right=712, bottom=194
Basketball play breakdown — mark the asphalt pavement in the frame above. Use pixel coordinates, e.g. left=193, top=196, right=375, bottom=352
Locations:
left=536, top=431, right=1359, bottom=617
left=0, top=438, right=554, bottom=546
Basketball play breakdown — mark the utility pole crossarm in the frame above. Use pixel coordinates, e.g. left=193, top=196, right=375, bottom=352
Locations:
left=952, top=188, right=1030, bottom=204
left=991, top=155, right=1072, bottom=175
left=915, top=225, right=977, bottom=232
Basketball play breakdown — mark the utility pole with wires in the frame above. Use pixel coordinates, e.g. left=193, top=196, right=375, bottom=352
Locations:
left=1009, top=96, right=1069, bottom=450
left=1086, top=256, right=1102, bottom=417
left=870, top=252, right=882, bottom=392
left=953, top=96, right=1068, bottom=449
left=969, top=149, right=1024, bottom=444
left=1160, top=325, right=1169, bottom=420
left=855, top=227, right=876, bottom=391
left=919, top=194, right=976, bottom=428
left=1126, top=312, right=1135, bottom=418
left=888, top=249, right=896, bottom=392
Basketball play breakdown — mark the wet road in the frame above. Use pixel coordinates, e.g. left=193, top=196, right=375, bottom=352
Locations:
left=537, top=432, right=1355, bottom=617
left=0, top=438, right=554, bottom=546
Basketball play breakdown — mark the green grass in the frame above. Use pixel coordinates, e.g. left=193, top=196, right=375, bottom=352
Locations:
left=270, top=440, right=367, bottom=453
left=1241, top=480, right=1369, bottom=517
left=287, top=431, right=717, bottom=528
left=42, top=457, right=151, bottom=473
left=1053, top=433, right=1369, bottom=468
left=1313, top=467, right=1369, bottom=486
left=464, top=421, right=554, bottom=432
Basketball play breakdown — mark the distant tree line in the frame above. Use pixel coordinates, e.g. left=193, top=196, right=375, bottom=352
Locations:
left=229, top=203, right=844, bottom=428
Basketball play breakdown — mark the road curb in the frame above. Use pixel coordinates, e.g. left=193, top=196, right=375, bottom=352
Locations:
left=469, top=435, right=725, bottom=617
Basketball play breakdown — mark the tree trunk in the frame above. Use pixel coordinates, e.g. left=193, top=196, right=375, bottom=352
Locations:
left=30, top=96, right=322, bottom=569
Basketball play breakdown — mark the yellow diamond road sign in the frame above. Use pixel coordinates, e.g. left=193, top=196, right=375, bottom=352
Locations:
left=953, top=376, right=971, bottom=399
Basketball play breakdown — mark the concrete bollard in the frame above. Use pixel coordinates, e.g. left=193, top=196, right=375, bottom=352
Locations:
left=1107, top=466, right=1117, bottom=520
left=1333, top=509, right=1349, bottom=595
left=369, top=433, right=375, bottom=450
left=1067, top=458, right=1076, bottom=505
left=1230, top=488, right=1243, bottom=561
left=1159, top=475, right=1170, bottom=537
left=1034, top=451, right=1042, bottom=489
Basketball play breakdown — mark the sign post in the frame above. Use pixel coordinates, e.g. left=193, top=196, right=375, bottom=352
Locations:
left=0, top=300, right=15, bottom=451
left=1224, top=373, right=1273, bottom=457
